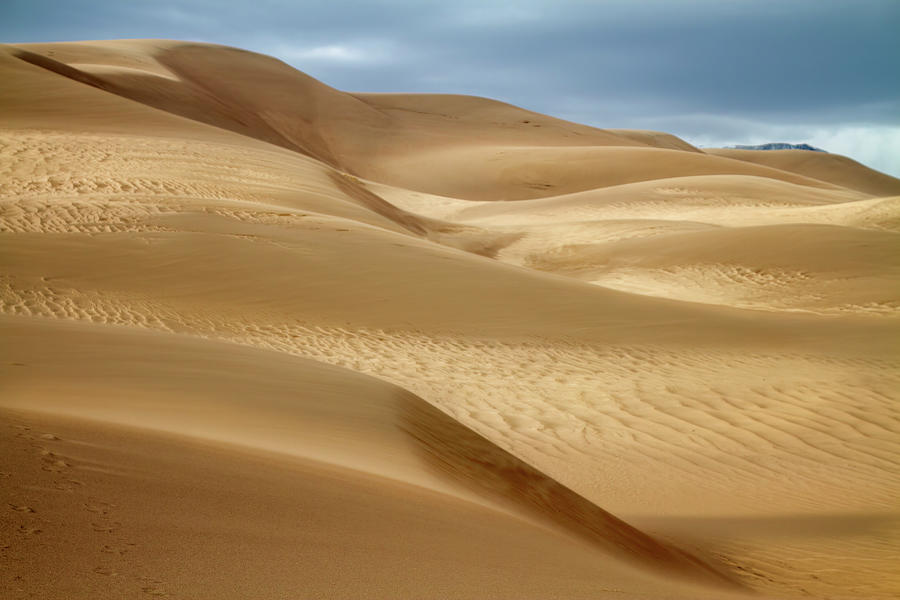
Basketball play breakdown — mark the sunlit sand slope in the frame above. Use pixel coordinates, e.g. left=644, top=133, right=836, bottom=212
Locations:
left=10, top=41, right=866, bottom=200
left=2, top=315, right=745, bottom=598
left=2, top=39, right=898, bottom=600
left=706, top=147, right=900, bottom=196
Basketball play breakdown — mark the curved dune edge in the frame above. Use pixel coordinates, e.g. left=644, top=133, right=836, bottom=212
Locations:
left=0, top=315, right=741, bottom=597
left=10, top=40, right=885, bottom=202
left=705, top=148, right=900, bottom=197
left=365, top=174, right=899, bottom=316
left=2, top=38, right=899, bottom=599
left=527, top=223, right=900, bottom=315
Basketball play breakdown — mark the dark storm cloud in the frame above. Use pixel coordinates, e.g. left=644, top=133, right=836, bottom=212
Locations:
left=2, top=0, right=899, bottom=174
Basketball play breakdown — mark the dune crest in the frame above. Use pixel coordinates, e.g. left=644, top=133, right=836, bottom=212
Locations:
left=705, top=147, right=900, bottom=197
left=2, top=39, right=898, bottom=599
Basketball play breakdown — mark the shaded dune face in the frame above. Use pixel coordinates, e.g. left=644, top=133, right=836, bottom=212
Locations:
left=10, top=45, right=352, bottom=167
left=0, top=315, right=740, bottom=594
left=398, top=398, right=739, bottom=587
left=8, top=43, right=636, bottom=174
left=10, top=41, right=861, bottom=200
left=2, top=39, right=899, bottom=600
left=328, top=170, right=429, bottom=235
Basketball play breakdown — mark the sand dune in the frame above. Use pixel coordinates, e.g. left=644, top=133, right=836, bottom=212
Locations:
left=2, top=40, right=899, bottom=599
left=375, top=174, right=899, bottom=315
left=357, top=144, right=850, bottom=201
left=604, top=129, right=702, bottom=152
left=706, top=147, right=900, bottom=196
left=1, top=316, right=740, bottom=591
left=574, top=223, right=900, bottom=314
left=9, top=41, right=871, bottom=200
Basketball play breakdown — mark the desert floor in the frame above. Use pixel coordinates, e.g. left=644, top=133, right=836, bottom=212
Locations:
left=2, top=40, right=899, bottom=599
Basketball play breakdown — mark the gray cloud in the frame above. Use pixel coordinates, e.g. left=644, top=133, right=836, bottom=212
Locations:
left=2, top=0, right=898, bottom=175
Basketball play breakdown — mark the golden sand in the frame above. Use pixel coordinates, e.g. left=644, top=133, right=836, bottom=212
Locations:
left=2, top=40, right=899, bottom=599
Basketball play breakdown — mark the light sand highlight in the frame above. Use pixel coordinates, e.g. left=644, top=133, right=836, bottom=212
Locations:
left=2, top=39, right=899, bottom=599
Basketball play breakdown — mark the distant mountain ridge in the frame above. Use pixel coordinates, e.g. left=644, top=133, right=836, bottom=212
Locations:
left=730, top=142, right=827, bottom=152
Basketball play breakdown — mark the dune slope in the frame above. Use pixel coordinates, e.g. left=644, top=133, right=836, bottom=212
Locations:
left=706, top=147, right=900, bottom=196
left=2, top=39, right=899, bottom=600
left=2, top=315, right=744, bottom=598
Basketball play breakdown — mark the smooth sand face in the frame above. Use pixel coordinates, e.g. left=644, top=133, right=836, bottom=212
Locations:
left=704, top=148, right=900, bottom=197
left=2, top=39, right=899, bottom=599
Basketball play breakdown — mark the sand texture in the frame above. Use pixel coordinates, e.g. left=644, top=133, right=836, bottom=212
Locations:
left=2, top=40, right=899, bottom=599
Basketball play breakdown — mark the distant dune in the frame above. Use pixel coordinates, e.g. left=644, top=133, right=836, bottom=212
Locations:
left=706, top=147, right=900, bottom=197
left=2, top=40, right=899, bottom=600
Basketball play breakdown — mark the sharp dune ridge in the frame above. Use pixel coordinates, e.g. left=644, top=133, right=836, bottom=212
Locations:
left=1, top=39, right=898, bottom=599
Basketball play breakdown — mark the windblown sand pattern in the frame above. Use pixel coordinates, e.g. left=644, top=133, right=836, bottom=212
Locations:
left=2, top=40, right=899, bottom=599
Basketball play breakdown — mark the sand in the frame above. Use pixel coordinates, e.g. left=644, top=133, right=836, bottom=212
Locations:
left=2, top=39, right=899, bottom=599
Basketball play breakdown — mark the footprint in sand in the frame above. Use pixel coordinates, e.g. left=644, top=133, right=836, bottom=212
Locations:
left=55, top=478, right=85, bottom=492
left=91, top=522, right=122, bottom=533
left=139, top=578, right=169, bottom=597
left=100, top=544, right=130, bottom=556
left=83, top=499, right=115, bottom=515
left=37, top=446, right=72, bottom=472
left=40, top=458, right=70, bottom=472
left=17, top=525, right=42, bottom=538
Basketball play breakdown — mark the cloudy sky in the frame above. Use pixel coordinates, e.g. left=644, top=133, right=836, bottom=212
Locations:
left=3, top=0, right=899, bottom=176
